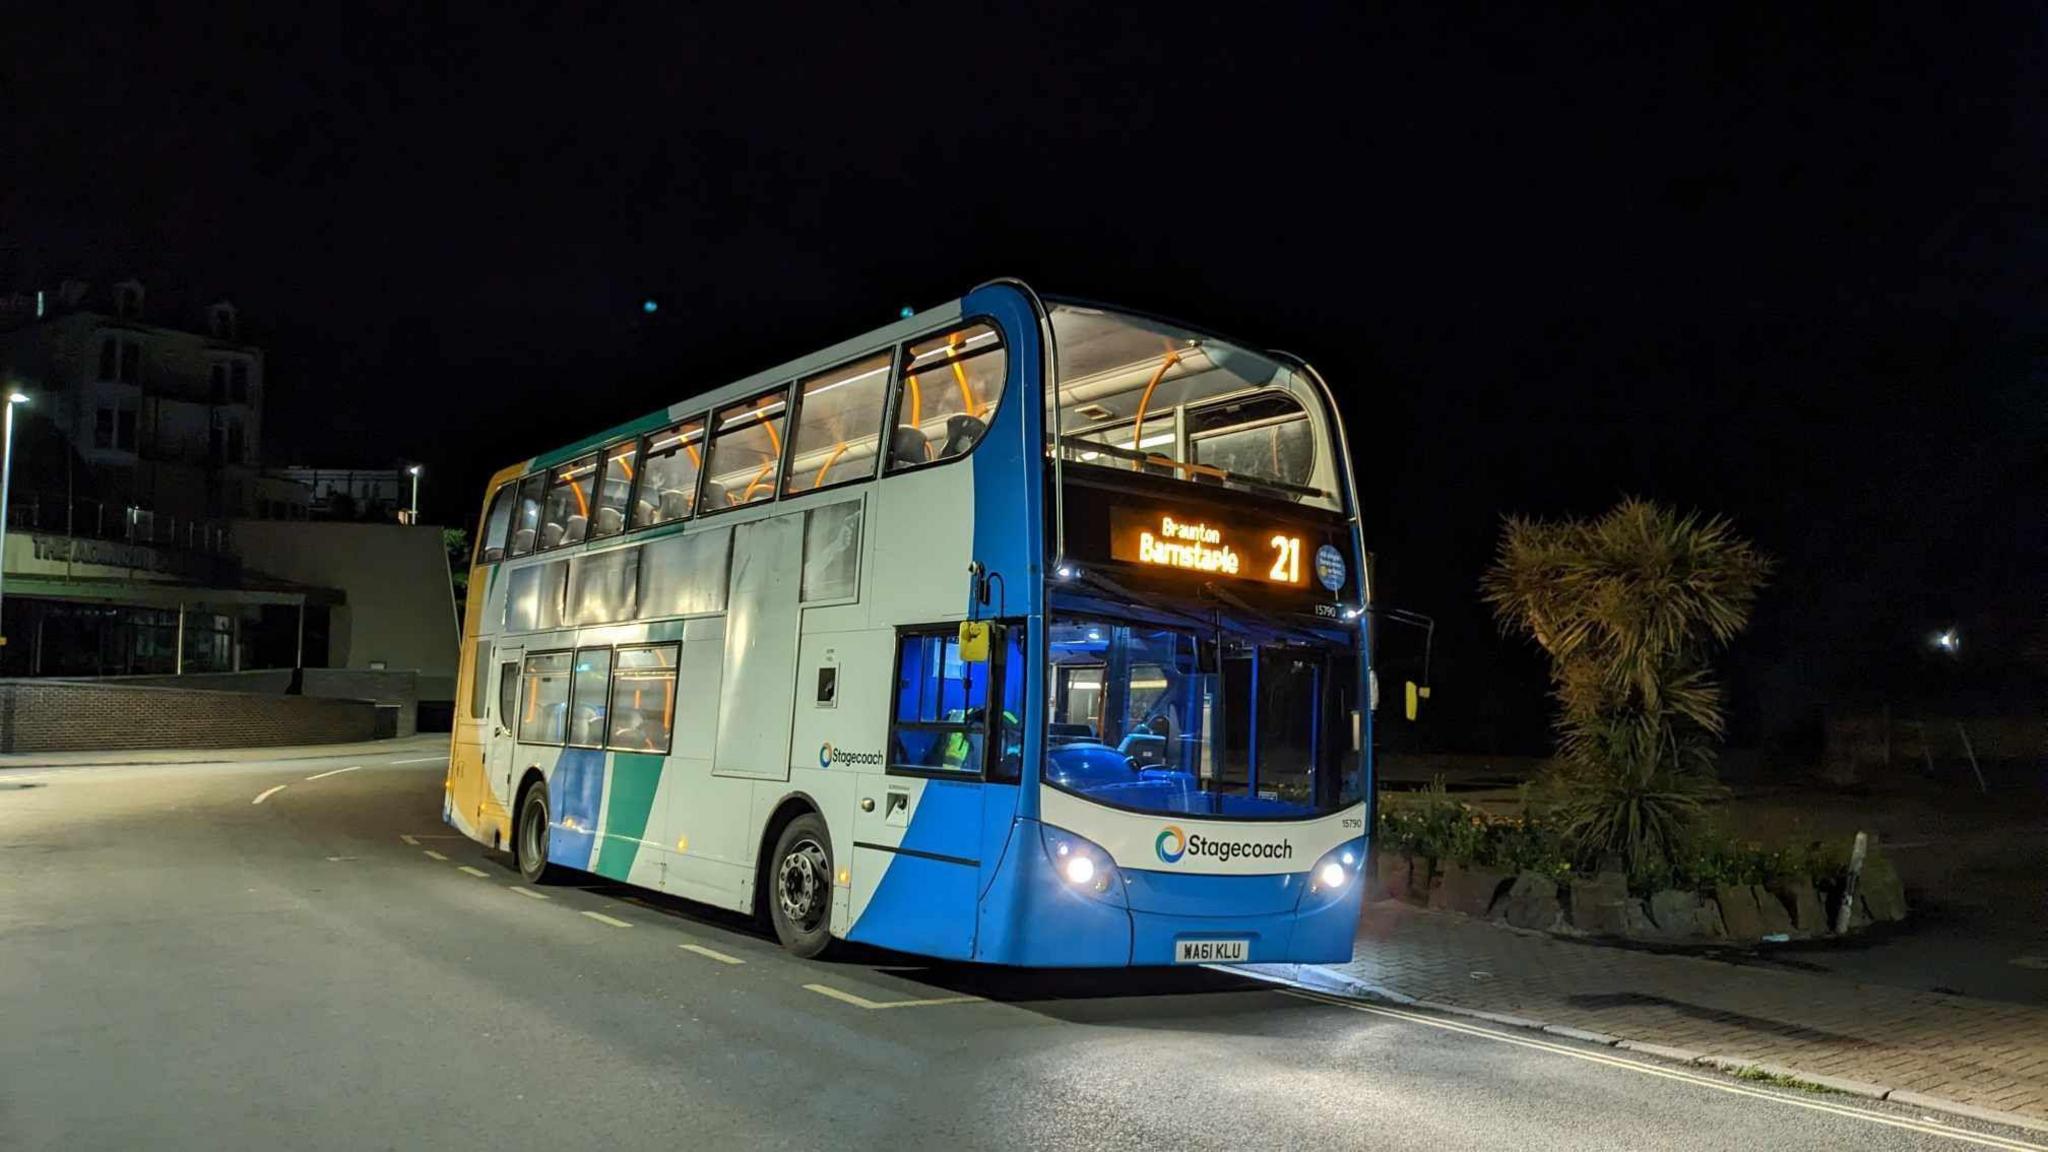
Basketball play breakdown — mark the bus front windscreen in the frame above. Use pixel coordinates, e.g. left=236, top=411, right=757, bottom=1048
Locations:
left=1044, top=616, right=1360, bottom=819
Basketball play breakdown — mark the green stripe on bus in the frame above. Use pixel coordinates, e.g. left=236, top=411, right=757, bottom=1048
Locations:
left=532, top=409, right=675, bottom=471
left=592, top=752, right=665, bottom=881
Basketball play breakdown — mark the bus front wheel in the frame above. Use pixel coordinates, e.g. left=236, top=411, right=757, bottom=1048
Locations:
left=516, top=782, right=553, bottom=884
left=768, top=814, right=834, bottom=958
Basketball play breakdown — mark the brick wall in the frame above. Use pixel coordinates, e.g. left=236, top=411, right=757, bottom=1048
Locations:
left=0, top=680, right=378, bottom=753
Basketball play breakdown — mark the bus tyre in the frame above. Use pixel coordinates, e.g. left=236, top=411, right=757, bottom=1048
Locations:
left=768, top=814, right=835, bottom=958
left=515, top=782, right=552, bottom=884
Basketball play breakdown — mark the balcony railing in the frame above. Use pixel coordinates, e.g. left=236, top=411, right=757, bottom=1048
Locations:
left=3, top=495, right=237, bottom=557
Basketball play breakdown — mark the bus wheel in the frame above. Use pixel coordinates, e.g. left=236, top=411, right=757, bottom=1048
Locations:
left=768, top=814, right=834, bottom=958
left=515, top=782, right=552, bottom=884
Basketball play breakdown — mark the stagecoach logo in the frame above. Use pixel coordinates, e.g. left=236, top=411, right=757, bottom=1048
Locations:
left=1315, top=544, right=1346, bottom=592
left=1155, top=824, right=1295, bottom=864
left=1155, top=825, right=1187, bottom=863
left=819, top=743, right=882, bottom=768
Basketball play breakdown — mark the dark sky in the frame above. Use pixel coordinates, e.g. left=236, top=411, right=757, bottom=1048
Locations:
left=8, top=5, right=2043, bottom=750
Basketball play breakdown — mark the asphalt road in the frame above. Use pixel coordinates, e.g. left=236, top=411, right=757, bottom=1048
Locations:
left=3, top=746, right=2042, bottom=1152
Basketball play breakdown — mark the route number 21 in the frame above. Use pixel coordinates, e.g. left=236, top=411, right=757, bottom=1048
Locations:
left=1269, top=534, right=1302, bottom=583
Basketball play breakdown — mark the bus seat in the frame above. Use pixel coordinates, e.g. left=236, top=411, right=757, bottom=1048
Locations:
left=938, top=414, right=985, bottom=459
left=1048, top=721, right=1096, bottom=744
left=889, top=425, right=930, bottom=470
left=700, top=480, right=727, bottom=509
left=593, top=507, right=624, bottom=536
left=510, top=528, right=536, bottom=554
left=1117, top=731, right=1167, bottom=768
left=540, top=522, right=565, bottom=549
left=632, top=499, right=655, bottom=528
left=562, top=514, right=588, bottom=545
left=658, top=488, right=691, bottom=519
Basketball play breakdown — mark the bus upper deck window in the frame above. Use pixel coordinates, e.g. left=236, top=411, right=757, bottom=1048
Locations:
left=785, top=351, right=891, bottom=495
left=590, top=440, right=638, bottom=539
left=540, top=455, right=598, bottom=550
left=888, top=323, right=1005, bottom=472
left=633, top=418, right=705, bottom=529
left=507, top=473, right=547, bottom=558
left=704, top=389, right=789, bottom=511
left=476, top=482, right=516, bottom=565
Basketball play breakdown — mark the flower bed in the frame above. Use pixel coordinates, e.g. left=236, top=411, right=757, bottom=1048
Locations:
left=1373, top=786, right=1906, bottom=943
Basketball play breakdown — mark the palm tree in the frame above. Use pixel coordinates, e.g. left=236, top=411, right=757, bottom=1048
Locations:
left=1482, top=498, right=1770, bottom=872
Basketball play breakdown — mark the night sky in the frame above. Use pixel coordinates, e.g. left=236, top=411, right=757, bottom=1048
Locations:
left=8, top=6, right=2042, bottom=752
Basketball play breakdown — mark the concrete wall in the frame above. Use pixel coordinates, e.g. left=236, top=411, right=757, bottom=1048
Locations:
left=304, top=668, right=419, bottom=738
left=0, top=679, right=378, bottom=753
left=232, top=521, right=459, bottom=703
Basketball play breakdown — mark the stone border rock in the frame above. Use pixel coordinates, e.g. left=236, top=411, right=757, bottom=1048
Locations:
left=1237, top=962, right=2048, bottom=1139
left=1370, top=853, right=1906, bottom=946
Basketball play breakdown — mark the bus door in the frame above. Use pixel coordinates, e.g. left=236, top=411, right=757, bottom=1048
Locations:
left=486, top=645, right=524, bottom=816
left=848, top=624, right=1013, bottom=960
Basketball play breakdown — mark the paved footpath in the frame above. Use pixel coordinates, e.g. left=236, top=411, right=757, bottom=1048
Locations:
left=1260, top=900, right=2048, bottom=1130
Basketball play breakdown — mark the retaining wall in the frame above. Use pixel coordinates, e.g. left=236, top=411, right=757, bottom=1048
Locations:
left=0, top=680, right=379, bottom=753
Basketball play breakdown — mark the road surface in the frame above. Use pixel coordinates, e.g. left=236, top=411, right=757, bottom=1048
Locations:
left=2, top=746, right=2041, bottom=1151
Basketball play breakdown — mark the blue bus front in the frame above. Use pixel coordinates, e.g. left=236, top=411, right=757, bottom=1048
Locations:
left=976, top=289, right=1372, bottom=967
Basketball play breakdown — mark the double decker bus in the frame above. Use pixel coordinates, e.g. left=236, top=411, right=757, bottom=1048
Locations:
left=445, top=280, right=1373, bottom=965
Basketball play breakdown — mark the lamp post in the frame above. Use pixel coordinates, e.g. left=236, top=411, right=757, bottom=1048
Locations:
left=0, top=391, right=30, bottom=652
left=407, top=464, right=422, bottom=524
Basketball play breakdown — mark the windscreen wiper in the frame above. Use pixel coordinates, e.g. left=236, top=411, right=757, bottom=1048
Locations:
left=1061, top=566, right=1219, bottom=634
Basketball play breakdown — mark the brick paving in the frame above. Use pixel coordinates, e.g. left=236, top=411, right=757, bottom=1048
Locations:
left=1297, top=900, right=2048, bottom=1123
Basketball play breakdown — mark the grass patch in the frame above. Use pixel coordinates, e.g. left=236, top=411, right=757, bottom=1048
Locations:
left=1728, top=1065, right=1843, bottom=1095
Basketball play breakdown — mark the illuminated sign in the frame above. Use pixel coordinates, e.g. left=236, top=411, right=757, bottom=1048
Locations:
left=1109, top=508, right=1313, bottom=587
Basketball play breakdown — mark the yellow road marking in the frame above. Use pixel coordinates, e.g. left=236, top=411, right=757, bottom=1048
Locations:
left=304, top=765, right=361, bottom=781
left=1280, top=988, right=2048, bottom=1151
left=399, top=834, right=419, bottom=845
left=581, top=911, right=632, bottom=928
left=457, top=865, right=489, bottom=878
left=680, top=944, right=745, bottom=965
left=508, top=886, right=549, bottom=900
left=251, top=784, right=287, bottom=805
left=803, top=983, right=983, bottom=1010
left=422, top=849, right=448, bottom=861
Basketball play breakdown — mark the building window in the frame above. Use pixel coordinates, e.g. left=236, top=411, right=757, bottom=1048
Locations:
left=94, top=407, right=114, bottom=449
left=118, top=407, right=138, bottom=452
left=590, top=439, right=638, bottom=538
left=119, top=341, right=141, bottom=384
left=516, top=651, right=573, bottom=745
left=230, top=361, right=250, bottom=404
left=538, top=455, right=597, bottom=550
left=606, top=644, right=679, bottom=752
left=888, top=323, right=1005, bottom=471
left=632, top=419, right=705, bottom=528
left=99, top=338, right=118, bottom=381
left=784, top=351, right=891, bottom=495
left=210, top=364, right=227, bottom=402
left=703, top=389, right=789, bottom=511
left=567, top=647, right=613, bottom=748
left=225, top=416, right=244, bottom=463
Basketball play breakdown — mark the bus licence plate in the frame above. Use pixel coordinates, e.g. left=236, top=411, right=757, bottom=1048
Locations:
left=1175, top=938, right=1249, bottom=964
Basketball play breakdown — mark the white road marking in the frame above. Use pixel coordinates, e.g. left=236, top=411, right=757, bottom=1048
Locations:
left=1280, top=988, right=2048, bottom=1151
left=305, top=765, right=362, bottom=781
left=803, top=983, right=983, bottom=1010
left=251, top=784, right=288, bottom=805
left=399, top=834, right=419, bottom=845
left=422, top=849, right=448, bottom=861
left=680, top=944, right=746, bottom=965
left=457, top=865, right=489, bottom=878
left=508, top=886, right=549, bottom=900
left=391, top=755, right=447, bottom=764
left=581, top=911, right=633, bottom=928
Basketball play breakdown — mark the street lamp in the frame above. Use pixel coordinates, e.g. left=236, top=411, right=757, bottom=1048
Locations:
left=407, top=464, right=422, bottom=524
left=0, top=391, right=30, bottom=652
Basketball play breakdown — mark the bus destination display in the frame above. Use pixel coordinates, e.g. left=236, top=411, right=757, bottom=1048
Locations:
left=1108, top=507, right=1309, bottom=587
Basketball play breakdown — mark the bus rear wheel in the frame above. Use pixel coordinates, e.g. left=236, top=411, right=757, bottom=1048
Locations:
left=768, top=814, right=834, bottom=958
left=515, top=782, right=553, bottom=884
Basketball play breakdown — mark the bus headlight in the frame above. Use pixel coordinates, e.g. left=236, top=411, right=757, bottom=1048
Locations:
left=1040, top=824, right=1119, bottom=899
left=1310, top=843, right=1363, bottom=895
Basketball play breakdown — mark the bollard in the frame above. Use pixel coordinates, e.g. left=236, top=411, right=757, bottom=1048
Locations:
left=1834, top=831, right=1868, bottom=935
